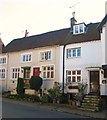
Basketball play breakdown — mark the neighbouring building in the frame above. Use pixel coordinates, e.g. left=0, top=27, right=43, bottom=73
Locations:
left=98, top=1, right=107, bottom=96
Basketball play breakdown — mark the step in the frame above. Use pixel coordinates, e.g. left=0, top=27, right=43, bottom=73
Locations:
left=83, top=99, right=100, bottom=104
left=78, top=107, right=97, bottom=112
left=82, top=102, right=98, bottom=107
left=81, top=104, right=99, bottom=109
left=84, top=97, right=100, bottom=100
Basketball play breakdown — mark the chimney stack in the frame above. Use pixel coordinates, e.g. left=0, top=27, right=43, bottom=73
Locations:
left=25, top=30, right=29, bottom=37
left=70, top=12, right=77, bottom=32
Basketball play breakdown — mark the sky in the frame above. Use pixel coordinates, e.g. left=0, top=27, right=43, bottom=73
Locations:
left=0, top=0, right=107, bottom=45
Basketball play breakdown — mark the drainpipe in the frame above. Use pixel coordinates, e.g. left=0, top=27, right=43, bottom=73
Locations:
left=62, top=44, right=66, bottom=94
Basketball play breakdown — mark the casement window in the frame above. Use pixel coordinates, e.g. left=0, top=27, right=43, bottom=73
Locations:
left=42, top=65, right=54, bottom=79
left=21, top=53, right=32, bottom=62
left=0, top=57, right=6, bottom=64
left=67, top=47, right=81, bottom=58
left=0, top=68, right=6, bottom=80
left=40, top=51, right=52, bottom=61
left=11, top=68, right=20, bottom=80
left=73, top=23, right=86, bottom=35
left=66, top=70, right=81, bottom=83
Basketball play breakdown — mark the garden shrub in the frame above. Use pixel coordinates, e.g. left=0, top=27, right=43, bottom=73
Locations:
left=17, top=78, right=25, bottom=95
left=41, top=94, right=52, bottom=103
left=30, top=76, right=43, bottom=91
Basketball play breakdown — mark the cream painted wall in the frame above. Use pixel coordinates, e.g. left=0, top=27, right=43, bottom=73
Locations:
left=6, top=45, right=63, bottom=91
left=0, top=53, right=8, bottom=92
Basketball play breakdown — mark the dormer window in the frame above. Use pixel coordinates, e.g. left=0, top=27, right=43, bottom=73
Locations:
left=73, top=23, right=86, bottom=35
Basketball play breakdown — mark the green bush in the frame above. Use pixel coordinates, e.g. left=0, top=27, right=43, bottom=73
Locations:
left=30, top=76, right=43, bottom=91
left=17, top=78, right=25, bottom=95
left=41, top=94, right=52, bottom=103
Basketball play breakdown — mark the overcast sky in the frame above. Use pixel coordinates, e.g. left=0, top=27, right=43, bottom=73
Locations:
left=0, top=0, right=106, bottom=45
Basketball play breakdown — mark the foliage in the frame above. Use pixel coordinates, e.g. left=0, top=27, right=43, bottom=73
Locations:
left=17, top=78, right=25, bottom=95
left=30, top=76, right=43, bottom=91
left=48, top=82, right=62, bottom=103
left=4, top=94, right=40, bottom=102
left=40, top=93, right=52, bottom=103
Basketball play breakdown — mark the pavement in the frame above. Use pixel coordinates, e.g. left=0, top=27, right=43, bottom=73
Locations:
left=2, top=98, right=107, bottom=119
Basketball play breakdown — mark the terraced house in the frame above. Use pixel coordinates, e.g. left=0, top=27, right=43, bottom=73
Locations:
left=1, top=11, right=107, bottom=96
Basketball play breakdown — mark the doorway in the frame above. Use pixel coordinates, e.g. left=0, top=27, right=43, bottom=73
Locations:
left=33, top=67, right=40, bottom=76
left=90, top=71, right=100, bottom=95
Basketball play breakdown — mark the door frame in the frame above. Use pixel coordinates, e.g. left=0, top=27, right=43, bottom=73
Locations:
left=89, top=70, right=100, bottom=95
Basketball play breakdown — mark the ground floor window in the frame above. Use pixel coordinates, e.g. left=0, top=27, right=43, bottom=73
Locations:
left=0, top=68, right=6, bottom=80
left=11, top=68, right=20, bottom=80
left=42, top=65, right=54, bottom=79
left=66, top=70, right=81, bottom=83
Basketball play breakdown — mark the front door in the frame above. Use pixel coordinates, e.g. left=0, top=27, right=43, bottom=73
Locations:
left=33, top=67, right=40, bottom=76
left=90, top=71, right=100, bottom=95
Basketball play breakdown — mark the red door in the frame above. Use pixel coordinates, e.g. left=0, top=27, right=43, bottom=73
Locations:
left=33, top=68, right=40, bottom=76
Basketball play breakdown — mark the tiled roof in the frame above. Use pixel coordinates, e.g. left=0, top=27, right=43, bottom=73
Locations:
left=3, top=22, right=100, bottom=53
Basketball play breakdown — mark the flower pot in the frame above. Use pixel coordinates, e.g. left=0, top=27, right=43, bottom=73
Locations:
left=72, top=100, right=76, bottom=108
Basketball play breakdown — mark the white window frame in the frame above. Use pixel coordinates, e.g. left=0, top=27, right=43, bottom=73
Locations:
left=41, top=65, right=55, bottom=79
left=0, top=68, right=6, bottom=80
left=66, top=70, right=82, bottom=83
left=0, top=56, right=7, bottom=65
left=73, top=24, right=86, bottom=35
left=40, top=51, right=52, bottom=61
left=67, top=47, right=81, bottom=58
left=21, top=52, right=32, bottom=63
left=11, top=67, right=21, bottom=80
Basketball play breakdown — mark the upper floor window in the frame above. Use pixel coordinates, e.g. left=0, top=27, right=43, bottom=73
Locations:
left=0, top=57, right=7, bottom=65
left=40, top=51, right=52, bottom=61
left=0, top=68, right=6, bottom=80
left=67, top=47, right=81, bottom=58
left=73, top=23, right=86, bottom=35
left=21, top=53, right=32, bottom=62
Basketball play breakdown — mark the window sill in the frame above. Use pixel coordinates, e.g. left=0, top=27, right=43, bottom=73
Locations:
left=67, top=56, right=81, bottom=59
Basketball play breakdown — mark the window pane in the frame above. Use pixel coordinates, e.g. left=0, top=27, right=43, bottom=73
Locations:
left=48, top=51, right=51, bottom=59
left=41, top=53, right=44, bottom=60
left=72, top=76, right=76, bottom=82
left=43, top=72, right=46, bottom=78
left=47, top=72, right=50, bottom=78
left=43, top=67, right=46, bottom=71
left=47, top=67, right=50, bottom=70
left=77, top=76, right=81, bottom=82
left=51, top=66, right=54, bottom=70
left=67, top=49, right=71, bottom=58
left=23, top=55, right=25, bottom=61
left=77, top=48, right=81, bottom=56
left=75, top=25, right=78, bottom=33
left=72, top=49, right=76, bottom=57
left=51, top=71, right=54, bottom=78
left=77, top=70, right=81, bottom=75
left=68, top=77, right=71, bottom=82
left=29, top=55, right=31, bottom=61
left=80, top=24, right=83, bottom=33
left=72, top=71, right=76, bottom=75
left=67, top=71, right=71, bottom=75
